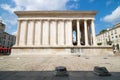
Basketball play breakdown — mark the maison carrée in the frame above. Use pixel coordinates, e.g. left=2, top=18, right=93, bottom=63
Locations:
left=12, top=11, right=113, bottom=56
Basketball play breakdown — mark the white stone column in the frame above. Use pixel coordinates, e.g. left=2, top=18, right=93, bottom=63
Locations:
left=48, top=20, right=50, bottom=45
left=34, top=20, right=41, bottom=46
left=91, top=19, right=96, bottom=46
left=19, top=20, right=26, bottom=46
left=56, top=20, right=58, bottom=45
left=33, top=20, right=35, bottom=45
left=64, top=20, right=66, bottom=45
left=41, top=20, right=43, bottom=45
left=58, top=20, right=64, bottom=45
left=50, top=20, right=57, bottom=46
left=84, top=20, right=88, bottom=45
left=63, top=20, right=65, bottom=45
left=77, top=20, right=80, bottom=45
left=25, top=20, right=28, bottom=45
left=65, top=20, right=72, bottom=46
left=27, top=20, right=34, bottom=46
left=70, top=20, right=73, bottom=45
left=16, top=20, right=21, bottom=46
left=42, top=20, right=49, bottom=45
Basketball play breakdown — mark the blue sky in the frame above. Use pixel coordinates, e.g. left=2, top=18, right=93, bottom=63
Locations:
left=0, top=0, right=120, bottom=35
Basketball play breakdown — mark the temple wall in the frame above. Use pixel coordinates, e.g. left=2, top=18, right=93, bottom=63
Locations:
left=12, top=46, right=114, bottom=56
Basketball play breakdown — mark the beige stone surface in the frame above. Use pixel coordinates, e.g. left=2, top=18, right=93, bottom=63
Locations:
left=12, top=46, right=113, bottom=56
left=0, top=52, right=119, bottom=72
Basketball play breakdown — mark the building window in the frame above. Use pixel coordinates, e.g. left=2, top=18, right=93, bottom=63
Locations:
left=112, top=37, right=114, bottom=39
left=4, top=35, right=6, bottom=39
left=115, top=30, right=117, bottom=34
left=116, top=36, right=118, bottom=38
left=108, top=31, right=110, bottom=35
left=9, top=36, right=10, bottom=40
left=111, top=31, right=113, bottom=35
left=8, top=42, right=9, bottom=46
left=3, top=41, right=5, bottom=45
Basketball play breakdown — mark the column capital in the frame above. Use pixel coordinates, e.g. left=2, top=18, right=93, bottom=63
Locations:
left=17, top=20, right=22, bottom=22
left=76, top=19, right=80, bottom=21
left=91, top=19, right=95, bottom=21
left=84, top=19, right=88, bottom=21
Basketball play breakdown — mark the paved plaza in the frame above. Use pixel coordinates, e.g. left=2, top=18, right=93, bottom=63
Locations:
left=0, top=53, right=120, bottom=80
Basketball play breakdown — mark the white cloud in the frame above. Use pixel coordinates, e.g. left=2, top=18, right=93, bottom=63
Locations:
left=68, top=3, right=78, bottom=9
left=1, top=0, right=69, bottom=13
left=102, top=6, right=120, bottom=23
left=12, top=30, right=17, bottom=35
left=0, top=16, right=2, bottom=22
left=1, top=13, right=17, bottom=26
left=1, top=0, right=79, bottom=34
left=0, top=0, right=69, bottom=26
left=1, top=4, right=14, bottom=13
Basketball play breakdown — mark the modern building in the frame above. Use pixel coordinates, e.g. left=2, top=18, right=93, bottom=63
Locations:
left=0, top=19, right=16, bottom=48
left=0, top=19, right=5, bottom=33
left=2, top=32, right=16, bottom=48
left=13, top=11, right=113, bottom=56
left=0, top=19, right=5, bottom=47
left=96, top=23, right=120, bottom=47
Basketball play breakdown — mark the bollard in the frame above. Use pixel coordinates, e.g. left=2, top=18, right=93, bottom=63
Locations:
left=54, top=66, right=68, bottom=76
left=93, top=66, right=111, bottom=76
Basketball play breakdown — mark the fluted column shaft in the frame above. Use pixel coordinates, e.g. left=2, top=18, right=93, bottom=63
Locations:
left=77, top=20, right=80, bottom=45
left=91, top=19, right=96, bottom=45
left=16, top=20, right=21, bottom=46
left=84, top=20, right=88, bottom=45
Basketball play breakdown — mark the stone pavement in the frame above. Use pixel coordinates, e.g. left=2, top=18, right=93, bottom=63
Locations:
left=0, top=53, right=120, bottom=80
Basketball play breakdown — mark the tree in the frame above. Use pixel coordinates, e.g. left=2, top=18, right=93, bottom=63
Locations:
left=100, top=29, right=107, bottom=34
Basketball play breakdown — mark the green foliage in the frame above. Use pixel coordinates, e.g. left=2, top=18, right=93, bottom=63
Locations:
left=97, top=43, right=102, bottom=45
left=107, top=41, right=112, bottom=45
left=100, top=29, right=107, bottom=34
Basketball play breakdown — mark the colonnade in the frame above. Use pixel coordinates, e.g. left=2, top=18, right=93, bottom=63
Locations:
left=16, top=19, right=96, bottom=47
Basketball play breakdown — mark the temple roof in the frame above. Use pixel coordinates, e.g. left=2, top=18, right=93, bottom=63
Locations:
left=14, top=11, right=97, bottom=17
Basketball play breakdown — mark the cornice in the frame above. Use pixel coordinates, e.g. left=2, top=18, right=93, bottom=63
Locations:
left=14, top=11, right=97, bottom=17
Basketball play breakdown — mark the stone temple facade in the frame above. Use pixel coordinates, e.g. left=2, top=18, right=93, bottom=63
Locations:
left=13, top=11, right=113, bottom=56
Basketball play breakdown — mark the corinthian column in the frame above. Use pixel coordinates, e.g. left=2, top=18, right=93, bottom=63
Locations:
left=48, top=20, right=50, bottom=45
left=63, top=20, right=66, bottom=45
left=91, top=19, right=96, bottom=46
left=25, top=20, right=28, bottom=45
left=33, top=20, right=35, bottom=45
left=41, top=20, right=43, bottom=45
left=56, top=20, right=58, bottom=45
left=16, top=20, right=21, bottom=46
left=77, top=20, right=80, bottom=45
left=69, top=20, right=73, bottom=46
left=84, top=20, right=88, bottom=46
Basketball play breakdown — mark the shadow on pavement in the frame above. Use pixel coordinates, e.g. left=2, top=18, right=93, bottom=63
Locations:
left=0, top=71, right=120, bottom=80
